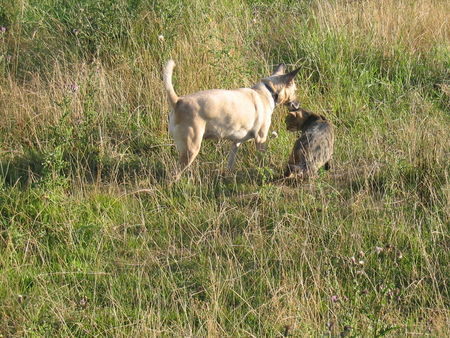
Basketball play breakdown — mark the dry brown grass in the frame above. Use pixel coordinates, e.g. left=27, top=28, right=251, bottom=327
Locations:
left=314, top=0, right=450, bottom=54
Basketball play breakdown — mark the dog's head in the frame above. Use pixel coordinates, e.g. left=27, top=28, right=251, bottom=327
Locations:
left=263, top=64, right=300, bottom=108
left=285, top=109, right=311, bottom=131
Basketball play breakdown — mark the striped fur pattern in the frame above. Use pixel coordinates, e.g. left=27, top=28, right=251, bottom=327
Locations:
left=284, top=108, right=334, bottom=178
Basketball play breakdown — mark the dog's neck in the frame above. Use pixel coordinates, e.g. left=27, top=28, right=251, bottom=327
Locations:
left=262, top=82, right=278, bottom=106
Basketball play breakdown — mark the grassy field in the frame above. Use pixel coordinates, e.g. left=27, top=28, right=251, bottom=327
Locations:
left=0, top=0, right=449, bottom=336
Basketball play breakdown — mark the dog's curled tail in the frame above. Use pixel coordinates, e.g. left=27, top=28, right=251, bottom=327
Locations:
left=163, top=59, right=179, bottom=109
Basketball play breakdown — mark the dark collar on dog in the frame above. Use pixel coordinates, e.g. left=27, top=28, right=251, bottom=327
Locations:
left=263, top=82, right=278, bottom=105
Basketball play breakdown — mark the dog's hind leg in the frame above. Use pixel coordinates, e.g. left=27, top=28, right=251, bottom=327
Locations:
left=227, top=142, right=241, bottom=170
left=174, top=125, right=204, bottom=178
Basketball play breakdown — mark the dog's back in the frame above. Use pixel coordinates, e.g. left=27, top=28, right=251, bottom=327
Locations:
left=285, top=111, right=334, bottom=178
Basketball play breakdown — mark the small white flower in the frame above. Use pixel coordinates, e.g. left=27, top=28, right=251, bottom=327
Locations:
left=271, top=131, right=278, bottom=138
left=68, top=83, right=79, bottom=93
left=158, top=34, right=164, bottom=42
left=375, top=246, right=383, bottom=254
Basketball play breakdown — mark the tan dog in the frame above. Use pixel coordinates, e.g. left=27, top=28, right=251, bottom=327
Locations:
left=163, top=60, right=300, bottom=176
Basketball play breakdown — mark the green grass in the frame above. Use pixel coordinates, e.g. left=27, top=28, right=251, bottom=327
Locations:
left=0, top=0, right=449, bottom=336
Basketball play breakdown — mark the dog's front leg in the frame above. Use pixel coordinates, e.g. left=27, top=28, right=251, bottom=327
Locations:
left=255, top=122, right=270, bottom=153
left=255, top=141, right=267, bottom=152
left=255, top=129, right=269, bottom=168
left=227, top=142, right=241, bottom=170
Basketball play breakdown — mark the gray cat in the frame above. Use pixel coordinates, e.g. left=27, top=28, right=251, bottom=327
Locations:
left=284, top=107, right=334, bottom=179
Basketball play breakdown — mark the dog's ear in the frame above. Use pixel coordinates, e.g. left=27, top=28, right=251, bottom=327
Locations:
left=280, top=67, right=301, bottom=85
left=272, top=63, right=286, bottom=76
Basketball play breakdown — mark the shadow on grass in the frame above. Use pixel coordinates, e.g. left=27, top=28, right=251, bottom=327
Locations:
left=0, top=150, right=45, bottom=187
left=332, top=160, right=447, bottom=212
left=0, top=150, right=169, bottom=188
